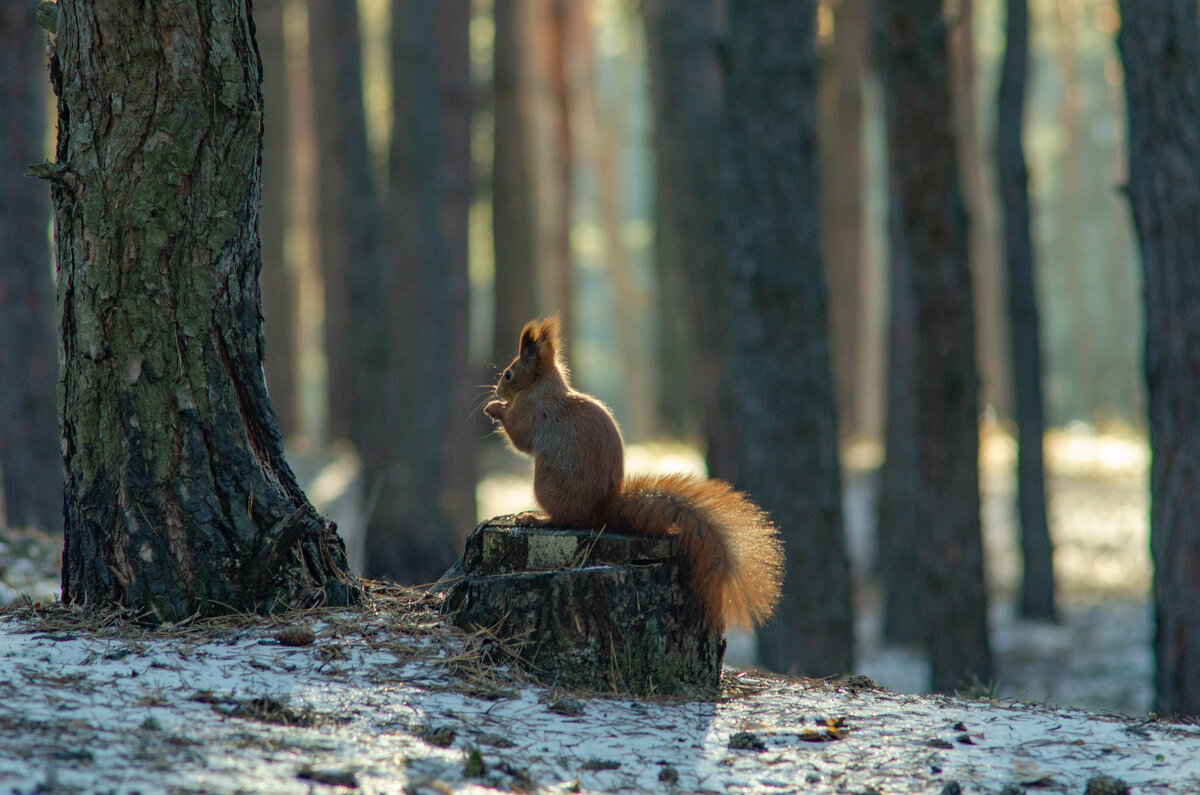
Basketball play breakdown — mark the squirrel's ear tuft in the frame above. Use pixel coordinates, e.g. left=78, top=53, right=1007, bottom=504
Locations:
left=519, top=320, right=540, bottom=361
left=537, top=316, right=561, bottom=355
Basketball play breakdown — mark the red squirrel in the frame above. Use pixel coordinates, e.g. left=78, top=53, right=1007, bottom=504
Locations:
left=484, top=316, right=783, bottom=631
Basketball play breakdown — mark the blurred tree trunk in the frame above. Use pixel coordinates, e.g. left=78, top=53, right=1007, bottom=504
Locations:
left=642, top=0, right=736, bottom=480
left=531, top=0, right=577, bottom=321
left=375, top=0, right=475, bottom=583
left=578, top=25, right=655, bottom=442
left=877, top=0, right=992, bottom=693
left=46, top=0, right=354, bottom=621
left=492, top=0, right=539, bottom=365
left=996, top=0, right=1055, bottom=621
left=950, top=0, right=1007, bottom=421
left=0, top=3, right=60, bottom=533
left=873, top=0, right=922, bottom=647
left=492, top=0, right=576, bottom=358
left=1117, top=0, right=1200, bottom=720
left=819, top=0, right=869, bottom=441
left=256, top=0, right=298, bottom=439
left=877, top=184, right=923, bottom=645
left=308, top=0, right=388, bottom=452
left=1050, top=5, right=1091, bottom=423
left=723, top=0, right=853, bottom=677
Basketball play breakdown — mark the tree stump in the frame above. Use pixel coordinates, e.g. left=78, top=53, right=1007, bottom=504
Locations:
left=441, top=518, right=725, bottom=697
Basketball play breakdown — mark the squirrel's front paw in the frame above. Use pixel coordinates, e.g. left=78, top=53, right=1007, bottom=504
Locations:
left=484, top=400, right=507, bottom=420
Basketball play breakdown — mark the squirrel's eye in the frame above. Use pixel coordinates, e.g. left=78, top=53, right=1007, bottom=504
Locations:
left=503, top=369, right=513, bottom=381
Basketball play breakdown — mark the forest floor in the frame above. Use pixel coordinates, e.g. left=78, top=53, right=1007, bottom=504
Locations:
left=0, top=426, right=1178, bottom=793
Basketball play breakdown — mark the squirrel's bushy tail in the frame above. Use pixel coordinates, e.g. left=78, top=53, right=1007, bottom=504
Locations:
left=598, top=472, right=783, bottom=632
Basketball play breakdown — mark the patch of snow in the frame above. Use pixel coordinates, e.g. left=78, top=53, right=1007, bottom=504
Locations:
left=1, top=607, right=1196, bottom=795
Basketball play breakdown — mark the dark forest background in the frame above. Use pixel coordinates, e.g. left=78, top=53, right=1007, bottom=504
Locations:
left=6, top=0, right=1200, bottom=714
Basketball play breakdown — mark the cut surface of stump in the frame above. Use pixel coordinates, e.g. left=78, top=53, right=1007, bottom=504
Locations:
left=441, top=517, right=725, bottom=697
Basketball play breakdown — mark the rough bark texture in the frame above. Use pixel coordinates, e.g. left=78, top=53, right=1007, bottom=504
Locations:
left=722, top=0, right=854, bottom=677
left=996, top=0, right=1055, bottom=622
left=0, top=2, right=61, bottom=533
left=373, top=0, right=475, bottom=583
left=47, top=0, right=355, bottom=622
left=877, top=0, right=992, bottom=692
left=641, top=0, right=736, bottom=481
left=443, top=520, right=725, bottom=697
left=1117, top=0, right=1200, bottom=719
left=308, top=0, right=387, bottom=449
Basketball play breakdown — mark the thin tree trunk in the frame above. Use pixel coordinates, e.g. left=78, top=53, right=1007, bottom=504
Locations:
left=0, top=3, right=60, bottom=532
left=531, top=0, right=577, bottom=320
left=308, top=0, right=388, bottom=452
left=492, top=0, right=539, bottom=365
left=641, top=0, right=735, bottom=480
left=1050, top=3, right=1091, bottom=423
left=723, top=0, right=854, bottom=677
left=374, top=0, right=475, bottom=583
left=877, top=0, right=992, bottom=693
left=46, top=0, right=354, bottom=621
left=820, top=0, right=868, bottom=441
left=256, top=0, right=297, bottom=441
left=578, top=37, right=654, bottom=442
left=996, top=0, right=1056, bottom=621
left=950, top=0, right=1008, bottom=421
left=877, top=184, right=923, bottom=645
left=1117, top=0, right=1200, bottom=719
left=873, top=0, right=922, bottom=648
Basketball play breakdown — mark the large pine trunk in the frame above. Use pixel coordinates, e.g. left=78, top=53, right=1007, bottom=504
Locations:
left=722, top=0, right=854, bottom=677
left=47, top=0, right=354, bottom=622
left=1117, top=0, right=1200, bottom=719
left=877, top=0, right=993, bottom=692
left=0, top=3, right=61, bottom=532
left=996, top=0, right=1056, bottom=621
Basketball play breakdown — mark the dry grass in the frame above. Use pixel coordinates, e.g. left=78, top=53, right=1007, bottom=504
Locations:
left=0, top=580, right=540, bottom=698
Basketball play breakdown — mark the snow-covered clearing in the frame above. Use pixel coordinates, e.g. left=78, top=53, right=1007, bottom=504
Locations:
left=2, top=586, right=1197, bottom=795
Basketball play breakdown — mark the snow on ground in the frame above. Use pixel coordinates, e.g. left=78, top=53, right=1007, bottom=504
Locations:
left=0, top=429, right=1175, bottom=792
left=1, top=590, right=1197, bottom=795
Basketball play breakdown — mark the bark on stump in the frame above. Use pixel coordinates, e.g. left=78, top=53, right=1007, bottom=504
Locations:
left=442, top=518, right=725, bottom=697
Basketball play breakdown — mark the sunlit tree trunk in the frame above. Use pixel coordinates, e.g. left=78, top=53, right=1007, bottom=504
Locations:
left=996, top=0, right=1055, bottom=621
left=1117, top=0, right=1200, bottom=719
left=46, top=0, right=354, bottom=621
left=0, top=3, right=60, bottom=532
left=492, top=0, right=539, bottom=364
left=373, top=0, right=475, bottom=583
left=877, top=0, right=992, bottom=692
left=724, top=0, right=854, bottom=677
left=820, top=0, right=870, bottom=441
left=531, top=0, right=577, bottom=321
